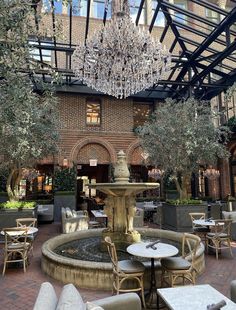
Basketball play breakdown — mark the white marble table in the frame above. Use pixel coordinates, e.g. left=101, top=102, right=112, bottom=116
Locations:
left=91, top=210, right=107, bottom=227
left=127, top=241, right=178, bottom=309
left=157, top=284, right=236, bottom=310
left=1, top=227, right=38, bottom=236
left=193, top=219, right=216, bottom=226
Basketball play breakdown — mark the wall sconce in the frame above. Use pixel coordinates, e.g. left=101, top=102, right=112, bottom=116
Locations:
left=89, top=159, right=98, bottom=166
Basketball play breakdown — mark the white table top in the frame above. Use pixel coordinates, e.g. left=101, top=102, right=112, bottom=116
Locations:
left=91, top=210, right=107, bottom=218
left=157, top=284, right=236, bottom=310
left=127, top=241, right=178, bottom=259
left=193, top=219, right=223, bottom=226
left=1, top=227, right=38, bottom=236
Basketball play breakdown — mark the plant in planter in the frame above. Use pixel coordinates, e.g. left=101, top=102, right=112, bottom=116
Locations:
left=53, top=166, right=77, bottom=221
left=137, top=97, right=230, bottom=200
left=0, top=1, right=60, bottom=202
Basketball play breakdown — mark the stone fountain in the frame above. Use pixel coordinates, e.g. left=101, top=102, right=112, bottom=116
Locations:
left=89, top=150, right=159, bottom=250
left=41, top=150, right=205, bottom=290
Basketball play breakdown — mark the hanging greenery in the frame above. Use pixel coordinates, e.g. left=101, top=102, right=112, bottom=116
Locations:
left=54, top=167, right=77, bottom=192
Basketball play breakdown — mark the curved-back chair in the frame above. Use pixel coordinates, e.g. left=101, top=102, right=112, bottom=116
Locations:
left=2, top=227, right=30, bottom=275
left=189, top=212, right=209, bottom=245
left=104, top=236, right=146, bottom=308
left=206, top=219, right=233, bottom=260
left=16, top=217, right=37, bottom=256
left=161, top=233, right=201, bottom=287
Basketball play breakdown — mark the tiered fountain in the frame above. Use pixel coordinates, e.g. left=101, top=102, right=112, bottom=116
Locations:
left=89, top=150, right=159, bottom=250
left=41, top=150, right=205, bottom=290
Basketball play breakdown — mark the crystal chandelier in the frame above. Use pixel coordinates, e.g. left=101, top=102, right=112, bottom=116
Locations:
left=72, top=0, right=171, bottom=99
left=148, top=168, right=164, bottom=180
left=203, top=167, right=220, bottom=180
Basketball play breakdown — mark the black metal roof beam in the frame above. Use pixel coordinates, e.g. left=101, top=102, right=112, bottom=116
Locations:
left=149, top=1, right=161, bottom=33
left=135, top=0, right=145, bottom=26
left=179, top=35, right=236, bottom=67
left=190, top=39, right=236, bottom=86
left=103, top=0, right=109, bottom=25
left=159, top=1, right=189, bottom=59
left=173, top=7, right=236, bottom=84
left=190, top=0, right=228, bottom=16
left=85, top=0, right=91, bottom=42
left=173, top=19, right=236, bottom=51
left=51, top=1, right=58, bottom=68
left=159, top=23, right=169, bottom=42
left=162, top=0, right=220, bottom=30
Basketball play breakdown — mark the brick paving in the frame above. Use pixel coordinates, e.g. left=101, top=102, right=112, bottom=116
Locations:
left=0, top=222, right=236, bottom=309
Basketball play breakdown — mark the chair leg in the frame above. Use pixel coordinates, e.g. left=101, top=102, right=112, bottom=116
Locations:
left=140, top=276, right=146, bottom=309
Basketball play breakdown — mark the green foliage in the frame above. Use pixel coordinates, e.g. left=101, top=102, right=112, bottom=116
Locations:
left=0, top=201, right=36, bottom=209
left=137, top=97, right=230, bottom=199
left=166, top=199, right=203, bottom=205
left=227, top=116, right=236, bottom=132
left=54, top=167, right=76, bottom=192
left=0, top=1, right=60, bottom=201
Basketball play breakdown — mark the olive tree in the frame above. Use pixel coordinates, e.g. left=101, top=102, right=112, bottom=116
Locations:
left=0, top=1, right=59, bottom=201
left=138, top=98, right=230, bottom=200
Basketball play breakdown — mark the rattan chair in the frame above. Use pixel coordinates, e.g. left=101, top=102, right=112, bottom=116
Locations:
left=161, top=233, right=201, bottom=287
left=206, top=219, right=233, bottom=260
left=189, top=212, right=209, bottom=245
left=2, top=227, right=31, bottom=275
left=16, top=217, right=37, bottom=256
left=104, top=236, right=146, bottom=308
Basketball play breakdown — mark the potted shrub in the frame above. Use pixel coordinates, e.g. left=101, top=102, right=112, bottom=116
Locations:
left=53, top=167, right=77, bottom=221
left=0, top=201, right=37, bottom=230
left=138, top=98, right=230, bottom=231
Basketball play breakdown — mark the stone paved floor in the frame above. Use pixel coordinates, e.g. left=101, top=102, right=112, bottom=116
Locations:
left=0, top=222, right=236, bottom=309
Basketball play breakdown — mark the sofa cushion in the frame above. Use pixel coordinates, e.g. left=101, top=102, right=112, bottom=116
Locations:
left=86, top=302, right=104, bottom=310
left=72, top=210, right=78, bottom=218
left=33, top=282, right=58, bottom=310
left=56, top=284, right=85, bottom=310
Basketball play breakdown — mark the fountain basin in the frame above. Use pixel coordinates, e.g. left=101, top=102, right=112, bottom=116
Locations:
left=41, top=228, right=205, bottom=290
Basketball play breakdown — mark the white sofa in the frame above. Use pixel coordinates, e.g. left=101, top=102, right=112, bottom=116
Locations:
left=33, top=282, right=142, bottom=310
left=61, top=207, right=89, bottom=233
left=222, top=211, right=236, bottom=240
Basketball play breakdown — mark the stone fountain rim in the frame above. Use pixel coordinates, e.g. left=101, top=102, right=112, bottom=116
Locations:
left=42, top=227, right=204, bottom=269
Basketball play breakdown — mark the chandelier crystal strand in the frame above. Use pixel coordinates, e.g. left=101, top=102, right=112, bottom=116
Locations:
left=72, top=0, right=171, bottom=99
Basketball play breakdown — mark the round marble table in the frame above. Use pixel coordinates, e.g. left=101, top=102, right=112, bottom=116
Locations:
left=127, top=241, right=178, bottom=309
left=1, top=227, right=38, bottom=236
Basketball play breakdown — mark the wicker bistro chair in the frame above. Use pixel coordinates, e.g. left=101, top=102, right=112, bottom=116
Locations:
left=2, top=227, right=31, bottom=275
left=189, top=212, right=209, bottom=245
left=104, top=236, right=146, bottom=308
left=16, top=218, right=37, bottom=256
left=161, top=233, right=201, bottom=287
left=206, top=219, right=233, bottom=260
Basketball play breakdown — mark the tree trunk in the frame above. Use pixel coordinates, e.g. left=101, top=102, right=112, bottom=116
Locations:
left=173, top=173, right=190, bottom=200
left=6, top=167, right=21, bottom=202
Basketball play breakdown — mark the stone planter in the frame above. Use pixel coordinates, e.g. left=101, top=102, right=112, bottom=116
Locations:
left=162, top=203, right=207, bottom=232
left=54, top=191, right=76, bottom=222
left=0, top=207, right=37, bottom=231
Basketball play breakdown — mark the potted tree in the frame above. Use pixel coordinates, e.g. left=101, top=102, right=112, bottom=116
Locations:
left=53, top=166, right=77, bottom=221
left=0, top=1, right=59, bottom=228
left=138, top=97, right=230, bottom=231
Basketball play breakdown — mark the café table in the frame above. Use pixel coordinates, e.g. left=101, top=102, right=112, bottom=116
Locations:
left=193, top=219, right=222, bottom=227
left=1, top=226, right=38, bottom=236
left=91, top=210, right=107, bottom=227
left=157, top=284, right=236, bottom=310
left=127, top=241, right=178, bottom=309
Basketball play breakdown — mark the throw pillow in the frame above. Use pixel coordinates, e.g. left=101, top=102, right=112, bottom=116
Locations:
left=86, top=302, right=104, bottom=310
left=72, top=210, right=78, bottom=218
left=65, top=208, right=72, bottom=218
left=56, top=284, right=85, bottom=310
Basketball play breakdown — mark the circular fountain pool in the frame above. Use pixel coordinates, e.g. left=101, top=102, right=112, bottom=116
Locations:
left=41, top=228, right=205, bottom=290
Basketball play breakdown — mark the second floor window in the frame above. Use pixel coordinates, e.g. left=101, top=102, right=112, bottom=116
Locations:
left=86, top=101, right=101, bottom=125
left=93, top=0, right=112, bottom=19
left=133, top=103, right=152, bottom=128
